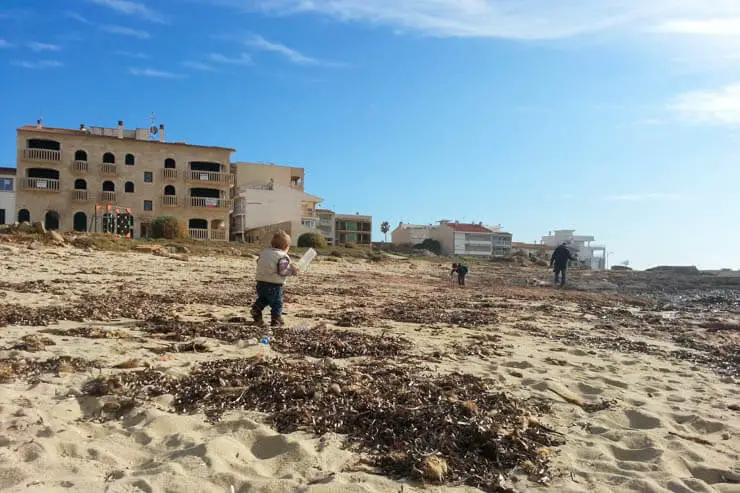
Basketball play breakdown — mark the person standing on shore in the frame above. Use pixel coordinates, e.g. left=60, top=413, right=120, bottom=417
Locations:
left=450, top=263, right=469, bottom=287
left=251, top=231, right=300, bottom=327
left=549, top=243, right=576, bottom=287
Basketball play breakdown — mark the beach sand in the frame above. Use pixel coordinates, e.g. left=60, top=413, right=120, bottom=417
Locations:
left=0, top=241, right=737, bottom=493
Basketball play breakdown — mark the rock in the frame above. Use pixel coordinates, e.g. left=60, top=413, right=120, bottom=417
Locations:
left=47, top=231, right=65, bottom=245
left=72, top=236, right=94, bottom=249
left=329, top=383, right=342, bottom=395
left=31, top=222, right=46, bottom=234
left=169, top=253, right=189, bottom=262
left=535, top=259, right=548, bottom=267
left=153, top=247, right=170, bottom=257
left=135, top=244, right=162, bottom=253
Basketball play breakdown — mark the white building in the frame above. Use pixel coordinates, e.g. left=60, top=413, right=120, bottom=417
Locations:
left=0, top=167, right=16, bottom=225
left=390, top=222, right=435, bottom=245
left=431, top=220, right=512, bottom=257
left=231, top=182, right=323, bottom=245
left=541, top=229, right=606, bottom=270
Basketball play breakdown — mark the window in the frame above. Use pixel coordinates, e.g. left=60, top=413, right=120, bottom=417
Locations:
left=164, top=158, right=176, bottom=169
left=144, top=200, right=153, bottom=211
left=144, top=172, right=153, bottom=183
left=103, top=152, right=115, bottom=164
left=125, top=182, right=135, bottom=193
left=0, top=178, right=13, bottom=192
left=0, top=209, right=5, bottom=225
left=74, top=150, right=88, bottom=161
left=125, top=154, right=135, bottom=166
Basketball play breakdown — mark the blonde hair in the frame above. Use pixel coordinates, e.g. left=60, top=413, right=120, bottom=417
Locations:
left=270, top=230, right=291, bottom=250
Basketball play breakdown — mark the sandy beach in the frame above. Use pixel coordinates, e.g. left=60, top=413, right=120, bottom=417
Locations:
left=0, top=236, right=738, bottom=493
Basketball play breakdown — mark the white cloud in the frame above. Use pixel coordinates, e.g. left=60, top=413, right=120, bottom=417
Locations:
left=115, top=50, right=149, bottom=58
left=669, top=83, right=740, bottom=125
left=206, top=0, right=740, bottom=39
left=604, top=193, right=679, bottom=201
left=208, top=52, right=252, bottom=65
left=88, top=0, right=166, bottom=23
left=66, top=11, right=92, bottom=24
left=129, top=67, right=183, bottom=78
left=182, top=61, right=218, bottom=71
left=102, top=25, right=151, bottom=38
left=247, top=34, right=320, bottom=65
left=12, top=60, right=63, bottom=69
left=28, top=42, right=61, bottom=52
left=652, top=18, right=740, bottom=36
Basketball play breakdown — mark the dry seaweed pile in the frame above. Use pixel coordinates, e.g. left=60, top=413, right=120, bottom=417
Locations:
left=334, top=311, right=376, bottom=327
left=83, top=358, right=561, bottom=492
left=40, top=326, right=135, bottom=339
left=139, top=317, right=412, bottom=359
left=383, top=300, right=499, bottom=328
left=0, top=356, right=95, bottom=383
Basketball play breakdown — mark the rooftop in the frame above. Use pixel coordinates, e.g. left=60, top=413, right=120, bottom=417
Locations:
left=0, top=167, right=17, bottom=175
left=18, top=125, right=236, bottom=152
left=445, top=223, right=492, bottom=233
left=513, top=242, right=549, bottom=249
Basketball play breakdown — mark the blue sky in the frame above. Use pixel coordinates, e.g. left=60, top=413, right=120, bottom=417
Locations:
left=1, top=0, right=739, bottom=269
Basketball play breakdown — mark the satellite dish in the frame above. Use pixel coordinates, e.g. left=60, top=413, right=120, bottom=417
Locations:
left=150, top=126, right=158, bottom=135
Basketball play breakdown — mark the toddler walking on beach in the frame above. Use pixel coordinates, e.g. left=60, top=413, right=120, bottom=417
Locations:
left=250, top=231, right=299, bottom=327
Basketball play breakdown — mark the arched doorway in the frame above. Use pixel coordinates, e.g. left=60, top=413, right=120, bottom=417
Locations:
left=74, top=150, right=88, bottom=161
left=18, top=209, right=30, bottom=223
left=125, top=182, right=135, bottom=193
left=164, top=185, right=176, bottom=195
left=44, top=211, right=60, bottom=231
left=164, top=158, right=176, bottom=168
left=102, top=181, right=115, bottom=192
left=74, top=179, right=87, bottom=190
left=189, top=218, right=208, bottom=229
left=103, top=152, right=115, bottom=164
left=73, top=212, right=87, bottom=232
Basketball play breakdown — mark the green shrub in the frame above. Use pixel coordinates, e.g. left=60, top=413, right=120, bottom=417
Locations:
left=330, top=250, right=344, bottom=258
left=151, top=216, right=188, bottom=240
left=343, top=242, right=357, bottom=249
left=414, top=239, right=442, bottom=255
left=297, top=232, right=328, bottom=249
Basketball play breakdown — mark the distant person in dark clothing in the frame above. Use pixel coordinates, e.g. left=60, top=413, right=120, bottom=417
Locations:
left=450, top=263, right=469, bottom=286
left=550, top=243, right=576, bottom=287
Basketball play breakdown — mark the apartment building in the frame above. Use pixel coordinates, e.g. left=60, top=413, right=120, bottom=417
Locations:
left=541, top=229, right=606, bottom=269
left=0, top=167, right=16, bottom=225
left=15, top=120, right=234, bottom=240
left=431, top=220, right=512, bottom=257
left=512, top=242, right=551, bottom=258
left=231, top=162, right=322, bottom=245
left=334, top=213, right=372, bottom=245
left=390, top=222, right=434, bottom=245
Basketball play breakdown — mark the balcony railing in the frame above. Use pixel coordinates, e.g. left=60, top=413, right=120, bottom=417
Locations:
left=186, top=170, right=234, bottom=185
left=99, top=191, right=117, bottom=203
left=210, top=230, right=227, bottom=241
left=161, top=195, right=179, bottom=207
left=20, top=177, right=60, bottom=192
left=100, top=163, right=117, bottom=176
left=72, top=190, right=89, bottom=202
left=71, top=160, right=89, bottom=173
left=189, top=228, right=209, bottom=240
left=189, top=197, right=232, bottom=209
left=162, top=168, right=178, bottom=180
left=23, top=148, right=61, bottom=162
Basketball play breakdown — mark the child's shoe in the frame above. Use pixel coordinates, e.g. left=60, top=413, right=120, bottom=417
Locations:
left=271, top=316, right=285, bottom=327
left=251, top=306, right=264, bottom=325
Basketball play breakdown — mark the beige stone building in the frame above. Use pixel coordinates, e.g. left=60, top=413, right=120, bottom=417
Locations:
left=15, top=120, right=234, bottom=240
left=0, top=167, right=16, bottom=225
left=316, top=210, right=372, bottom=246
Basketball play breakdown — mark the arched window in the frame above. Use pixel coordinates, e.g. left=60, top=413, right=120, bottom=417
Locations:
left=164, top=158, right=176, bottom=169
left=125, top=153, right=135, bottom=166
left=44, top=211, right=60, bottom=231
left=189, top=218, right=208, bottom=229
left=74, top=150, right=88, bottom=161
left=74, top=179, right=87, bottom=190
left=164, top=185, right=176, bottom=196
left=103, top=152, right=115, bottom=164
left=18, top=209, right=30, bottom=223
left=125, top=182, right=135, bottom=193
left=102, top=181, right=115, bottom=192
left=73, top=212, right=87, bottom=232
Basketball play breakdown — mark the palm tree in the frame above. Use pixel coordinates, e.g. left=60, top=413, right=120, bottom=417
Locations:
left=380, top=221, right=390, bottom=242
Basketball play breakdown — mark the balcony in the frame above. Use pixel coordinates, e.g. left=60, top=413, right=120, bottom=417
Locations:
left=189, top=228, right=208, bottom=240
left=161, top=195, right=180, bottom=208
left=23, top=148, right=61, bottom=162
left=100, top=163, right=117, bottom=176
left=20, top=177, right=60, bottom=192
left=99, top=191, right=117, bottom=203
left=72, top=190, right=89, bottom=202
left=71, top=161, right=89, bottom=173
left=189, top=197, right=232, bottom=210
left=186, top=170, right=234, bottom=186
left=162, top=168, right=178, bottom=181
left=210, top=230, right=227, bottom=241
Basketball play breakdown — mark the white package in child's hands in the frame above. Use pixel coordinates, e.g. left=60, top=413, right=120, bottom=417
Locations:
left=296, top=248, right=317, bottom=271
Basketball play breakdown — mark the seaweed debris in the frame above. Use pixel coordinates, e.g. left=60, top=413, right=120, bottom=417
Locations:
left=83, top=358, right=561, bottom=492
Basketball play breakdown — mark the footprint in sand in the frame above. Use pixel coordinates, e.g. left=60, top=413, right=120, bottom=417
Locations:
left=503, top=360, right=535, bottom=370
left=577, top=382, right=604, bottom=395
left=610, top=444, right=664, bottom=462
left=623, top=409, right=662, bottom=430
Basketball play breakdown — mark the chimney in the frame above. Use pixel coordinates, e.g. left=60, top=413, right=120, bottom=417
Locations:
left=36, top=119, right=42, bottom=129
left=79, top=123, right=86, bottom=131
left=117, top=120, right=124, bottom=139
left=159, top=124, right=165, bottom=142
